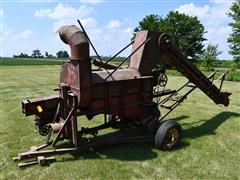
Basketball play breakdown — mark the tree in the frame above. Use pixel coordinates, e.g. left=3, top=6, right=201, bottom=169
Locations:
left=56, top=50, right=69, bottom=58
left=45, top=51, right=49, bottom=58
left=199, top=44, right=222, bottom=70
left=62, top=51, right=69, bottom=58
left=45, top=51, right=54, bottom=58
left=134, top=14, right=161, bottom=34
left=48, top=54, right=54, bottom=58
left=228, top=0, right=240, bottom=67
left=31, top=49, right=42, bottom=58
left=13, top=53, right=29, bottom=58
left=134, top=11, right=206, bottom=60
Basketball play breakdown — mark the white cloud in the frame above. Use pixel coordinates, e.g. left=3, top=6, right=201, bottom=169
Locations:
left=80, top=0, right=104, bottom=4
left=92, top=27, right=132, bottom=56
left=52, top=17, right=98, bottom=32
left=35, top=4, right=94, bottom=31
left=177, top=3, right=210, bottom=18
left=176, top=1, right=232, bottom=60
left=34, top=9, right=51, bottom=17
left=123, top=27, right=132, bottom=34
left=2, top=28, right=35, bottom=57
left=49, top=4, right=92, bottom=20
left=34, top=4, right=133, bottom=57
left=107, top=20, right=122, bottom=29
left=35, top=4, right=93, bottom=20
left=4, top=28, right=33, bottom=40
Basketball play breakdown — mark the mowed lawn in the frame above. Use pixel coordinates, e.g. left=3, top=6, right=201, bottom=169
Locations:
left=0, top=65, right=239, bottom=179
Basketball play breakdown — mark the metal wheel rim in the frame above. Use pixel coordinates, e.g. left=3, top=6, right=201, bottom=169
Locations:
left=158, top=74, right=167, bottom=87
left=165, top=128, right=179, bottom=148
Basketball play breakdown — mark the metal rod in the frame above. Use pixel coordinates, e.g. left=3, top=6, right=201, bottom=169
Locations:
left=159, top=70, right=219, bottom=122
left=18, top=161, right=38, bottom=168
left=159, top=86, right=196, bottom=121
left=35, top=141, right=53, bottom=151
left=207, top=71, right=228, bottom=91
left=159, top=80, right=190, bottom=105
left=104, top=37, right=151, bottom=80
left=208, top=70, right=218, bottom=83
left=160, top=70, right=219, bottom=106
left=52, top=107, right=75, bottom=147
left=208, top=70, right=218, bottom=78
left=219, top=74, right=226, bottom=91
left=46, top=102, right=60, bottom=143
left=97, top=41, right=134, bottom=70
left=77, top=19, right=103, bottom=63
left=216, top=71, right=229, bottom=81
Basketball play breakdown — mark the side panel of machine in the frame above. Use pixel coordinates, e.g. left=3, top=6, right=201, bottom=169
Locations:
left=90, top=77, right=153, bottom=118
left=129, top=31, right=162, bottom=76
left=60, top=61, right=92, bottom=107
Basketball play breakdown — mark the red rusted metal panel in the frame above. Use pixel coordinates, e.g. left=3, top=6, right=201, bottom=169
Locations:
left=90, top=77, right=153, bottom=118
left=22, top=95, right=59, bottom=116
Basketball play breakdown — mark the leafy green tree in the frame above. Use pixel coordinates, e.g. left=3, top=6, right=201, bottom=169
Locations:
left=199, top=44, right=222, bottom=70
left=45, top=51, right=54, bottom=58
left=48, top=54, right=54, bottom=58
left=56, top=50, right=69, bottom=58
left=45, top=51, right=49, bottom=58
left=13, top=53, right=29, bottom=58
left=228, top=0, right=240, bottom=67
left=31, top=49, right=42, bottom=58
left=134, top=14, right=161, bottom=33
left=134, top=11, right=206, bottom=60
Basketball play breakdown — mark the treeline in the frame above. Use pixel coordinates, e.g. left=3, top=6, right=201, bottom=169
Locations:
left=92, top=55, right=236, bottom=69
left=134, top=0, right=239, bottom=69
left=13, top=49, right=69, bottom=59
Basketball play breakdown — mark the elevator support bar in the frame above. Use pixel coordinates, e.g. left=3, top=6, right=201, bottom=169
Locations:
left=158, top=34, right=231, bottom=106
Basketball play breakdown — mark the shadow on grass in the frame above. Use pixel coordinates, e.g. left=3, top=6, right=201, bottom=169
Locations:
left=54, top=112, right=238, bottom=163
left=169, top=115, right=189, bottom=122
left=56, top=135, right=159, bottom=162
left=71, top=143, right=158, bottom=161
left=56, top=116, right=190, bottom=163
left=57, top=139, right=190, bottom=163
left=182, top=111, right=240, bottom=139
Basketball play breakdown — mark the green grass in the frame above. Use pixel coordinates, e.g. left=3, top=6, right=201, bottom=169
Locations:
left=1, top=57, right=239, bottom=82
left=0, top=57, right=67, bottom=66
left=166, top=68, right=240, bottom=82
left=0, top=65, right=240, bottom=179
left=226, top=70, right=240, bottom=81
left=0, top=57, right=124, bottom=67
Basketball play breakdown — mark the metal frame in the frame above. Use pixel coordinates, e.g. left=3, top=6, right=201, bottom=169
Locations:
left=14, top=27, right=231, bottom=168
left=158, top=70, right=230, bottom=122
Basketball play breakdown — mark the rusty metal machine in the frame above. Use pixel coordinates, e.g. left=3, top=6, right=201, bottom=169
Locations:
left=14, top=21, right=231, bottom=167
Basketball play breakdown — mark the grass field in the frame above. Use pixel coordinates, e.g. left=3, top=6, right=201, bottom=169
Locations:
left=1, top=57, right=240, bottom=82
left=166, top=68, right=240, bottom=82
left=0, top=58, right=67, bottom=66
left=0, top=65, right=240, bottom=179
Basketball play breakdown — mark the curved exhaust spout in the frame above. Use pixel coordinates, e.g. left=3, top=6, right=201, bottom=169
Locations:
left=59, top=25, right=92, bottom=107
left=58, top=25, right=89, bottom=60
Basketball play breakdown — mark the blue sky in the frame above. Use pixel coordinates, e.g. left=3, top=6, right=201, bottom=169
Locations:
left=0, top=0, right=234, bottom=59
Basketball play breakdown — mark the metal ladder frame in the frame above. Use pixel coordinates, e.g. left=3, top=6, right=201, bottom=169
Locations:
left=158, top=70, right=229, bottom=122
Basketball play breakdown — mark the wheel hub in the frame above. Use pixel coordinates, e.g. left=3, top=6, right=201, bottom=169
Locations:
left=166, top=128, right=179, bottom=148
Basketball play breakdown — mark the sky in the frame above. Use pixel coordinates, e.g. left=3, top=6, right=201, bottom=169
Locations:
left=0, top=0, right=234, bottom=60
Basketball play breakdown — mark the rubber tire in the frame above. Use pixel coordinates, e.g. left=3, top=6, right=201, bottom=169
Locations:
left=155, top=120, right=182, bottom=150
